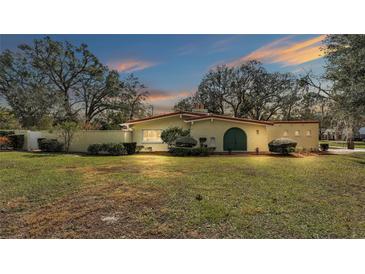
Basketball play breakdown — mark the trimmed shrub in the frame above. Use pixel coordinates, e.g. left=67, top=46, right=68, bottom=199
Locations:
left=8, top=134, right=25, bottom=150
left=169, top=147, right=191, bottom=156
left=192, top=147, right=208, bottom=156
left=106, top=143, right=125, bottom=156
left=87, top=143, right=126, bottom=156
left=320, top=143, right=329, bottom=151
left=268, top=138, right=297, bottom=155
left=199, top=137, right=207, bottom=148
left=87, top=144, right=103, bottom=155
left=38, top=138, right=64, bottom=152
left=175, top=136, right=198, bottom=148
left=37, top=138, right=46, bottom=148
left=169, top=146, right=214, bottom=156
left=123, top=142, right=137, bottom=155
left=136, top=145, right=144, bottom=153
left=161, top=127, right=190, bottom=147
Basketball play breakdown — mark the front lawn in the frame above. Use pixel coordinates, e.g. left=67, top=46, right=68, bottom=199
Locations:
left=1, top=152, right=364, bottom=238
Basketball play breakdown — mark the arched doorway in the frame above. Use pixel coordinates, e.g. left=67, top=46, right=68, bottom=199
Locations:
left=223, top=127, right=247, bottom=151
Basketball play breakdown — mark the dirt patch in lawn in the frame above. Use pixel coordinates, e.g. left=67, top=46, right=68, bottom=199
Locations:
left=2, top=180, right=174, bottom=238
left=74, top=165, right=183, bottom=180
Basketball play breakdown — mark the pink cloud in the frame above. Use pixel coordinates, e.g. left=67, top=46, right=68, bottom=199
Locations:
left=227, top=35, right=326, bottom=67
left=109, top=59, right=157, bottom=73
left=148, top=90, right=192, bottom=102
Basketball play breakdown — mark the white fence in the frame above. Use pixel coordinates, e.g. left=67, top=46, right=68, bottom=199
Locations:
left=2, top=129, right=132, bottom=152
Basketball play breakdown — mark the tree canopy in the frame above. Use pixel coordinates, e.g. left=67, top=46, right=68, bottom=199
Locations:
left=175, top=61, right=309, bottom=121
left=0, top=37, right=151, bottom=129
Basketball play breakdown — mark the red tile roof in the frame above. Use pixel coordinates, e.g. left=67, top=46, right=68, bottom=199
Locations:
left=124, top=111, right=208, bottom=124
left=123, top=111, right=319, bottom=126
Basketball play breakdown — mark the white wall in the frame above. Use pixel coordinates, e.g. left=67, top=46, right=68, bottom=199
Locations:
left=2, top=129, right=132, bottom=152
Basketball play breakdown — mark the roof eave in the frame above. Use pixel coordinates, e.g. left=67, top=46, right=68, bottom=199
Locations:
left=184, top=116, right=274, bottom=126
left=124, top=111, right=208, bottom=125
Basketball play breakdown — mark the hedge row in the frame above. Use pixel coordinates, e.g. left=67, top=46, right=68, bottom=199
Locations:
left=169, top=147, right=215, bottom=156
left=87, top=142, right=137, bottom=156
left=8, top=134, right=25, bottom=150
left=38, top=138, right=64, bottom=152
left=0, top=131, right=15, bottom=137
left=0, top=132, right=24, bottom=150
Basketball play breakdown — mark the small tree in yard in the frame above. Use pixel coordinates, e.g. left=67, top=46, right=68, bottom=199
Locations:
left=58, top=121, right=78, bottom=153
left=161, top=127, right=190, bottom=148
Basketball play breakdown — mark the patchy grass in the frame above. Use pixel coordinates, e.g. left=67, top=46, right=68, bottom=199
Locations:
left=1, top=151, right=364, bottom=238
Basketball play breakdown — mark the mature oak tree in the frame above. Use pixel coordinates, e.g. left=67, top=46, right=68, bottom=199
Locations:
left=118, top=74, right=150, bottom=121
left=302, top=35, right=365, bottom=142
left=77, top=68, right=120, bottom=125
left=175, top=60, right=300, bottom=121
left=0, top=50, right=55, bottom=128
left=19, top=36, right=104, bottom=120
left=323, top=34, right=365, bottom=111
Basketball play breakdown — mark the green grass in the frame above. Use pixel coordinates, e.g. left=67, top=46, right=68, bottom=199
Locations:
left=1, top=151, right=365, bottom=238
left=320, top=140, right=365, bottom=149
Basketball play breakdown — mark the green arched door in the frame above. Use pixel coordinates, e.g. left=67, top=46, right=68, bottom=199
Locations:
left=223, top=127, right=247, bottom=151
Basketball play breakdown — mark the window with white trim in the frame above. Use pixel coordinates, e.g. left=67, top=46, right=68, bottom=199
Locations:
left=142, top=129, right=163, bottom=143
left=306, top=130, right=311, bottom=136
left=295, top=130, right=300, bottom=136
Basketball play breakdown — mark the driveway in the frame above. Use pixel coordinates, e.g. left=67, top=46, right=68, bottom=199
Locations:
left=328, top=148, right=365, bottom=154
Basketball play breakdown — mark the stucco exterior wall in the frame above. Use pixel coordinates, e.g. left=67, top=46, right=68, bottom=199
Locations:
left=130, top=115, right=190, bottom=151
left=4, top=116, right=319, bottom=153
left=267, top=123, right=319, bottom=150
left=189, top=119, right=269, bottom=152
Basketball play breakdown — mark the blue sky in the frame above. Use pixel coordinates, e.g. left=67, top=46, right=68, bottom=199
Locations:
left=0, top=34, right=326, bottom=113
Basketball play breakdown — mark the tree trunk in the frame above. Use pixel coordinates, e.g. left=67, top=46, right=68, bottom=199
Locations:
left=346, top=123, right=354, bottom=149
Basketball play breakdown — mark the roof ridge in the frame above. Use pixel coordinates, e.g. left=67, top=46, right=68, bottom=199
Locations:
left=184, top=114, right=274, bottom=125
left=123, top=111, right=208, bottom=124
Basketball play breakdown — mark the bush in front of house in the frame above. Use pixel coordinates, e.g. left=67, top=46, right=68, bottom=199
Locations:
left=8, top=134, right=25, bottom=150
left=87, top=144, right=103, bottom=155
left=136, top=145, right=144, bottom=153
left=87, top=143, right=126, bottom=156
left=320, top=143, right=329, bottom=151
left=0, top=130, right=15, bottom=137
left=268, top=138, right=297, bottom=155
left=175, top=136, right=198, bottom=147
left=38, top=138, right=64, bottom=152
left=168, top=135, right=216, bottom=156
left=169, top=146, right=215, bottom=156
left=199, top=137, right=207, bottom=148
left=37, top=138, right=46, bottom=148
left=161, top=127, right=190, bottom=147
left=123, top=142, right=137, bottom=155
left=105, top=143, right=125, bottom=156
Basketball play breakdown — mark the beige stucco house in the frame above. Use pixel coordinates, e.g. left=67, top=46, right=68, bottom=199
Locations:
left=122, top=111, right=319, bottom=152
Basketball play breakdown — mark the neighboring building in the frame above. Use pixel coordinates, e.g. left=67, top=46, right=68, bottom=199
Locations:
left=321, top=127, right=365, bottom=141
left=122, top=110, right=319, bottom=152
left=359, top=127, right=365, bottom=140
left=321, top=129, right=336, bottom=140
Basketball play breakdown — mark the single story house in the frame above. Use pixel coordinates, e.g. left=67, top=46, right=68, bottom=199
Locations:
left=122, top=110, right=319, bottom=152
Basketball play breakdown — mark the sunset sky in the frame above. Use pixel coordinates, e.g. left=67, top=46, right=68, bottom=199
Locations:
left=0, top=34, right=326, bottom=113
